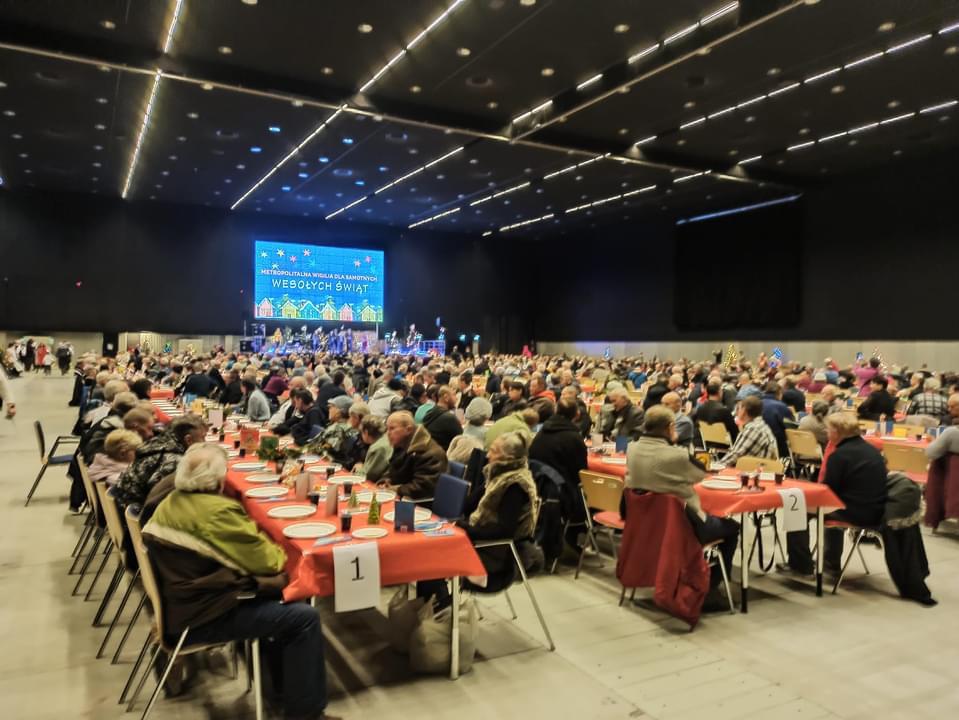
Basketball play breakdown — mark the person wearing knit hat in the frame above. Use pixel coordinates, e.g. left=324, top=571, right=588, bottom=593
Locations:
left=464, top=397, right=494, bottom=442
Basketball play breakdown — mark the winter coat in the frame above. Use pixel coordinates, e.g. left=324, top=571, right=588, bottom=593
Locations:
left=421, top=405, right=463, bottom=451
left=529, top=414, right=588, bottom=489
left=385, top=424, right=447, bottom=499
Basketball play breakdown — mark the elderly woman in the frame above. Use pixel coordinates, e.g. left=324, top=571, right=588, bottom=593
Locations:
left=798, top=400, right=830, bottom=448
left=356, top=415, right=391, bottom=481
left=88, top=429, right=143, bottom=486
left=143, top=444, right=330, bottom=719
left=463, top=397, right=493, bottom=442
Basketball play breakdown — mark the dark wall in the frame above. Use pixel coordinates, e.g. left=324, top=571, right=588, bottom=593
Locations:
left=533, top=150, right=959, bottom=342
left=0, top=189, right=531, bottom=350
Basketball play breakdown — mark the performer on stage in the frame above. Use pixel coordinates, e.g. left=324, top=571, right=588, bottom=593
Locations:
left=345, top=328, right=354, bottom=354
left=272, top=327, right=283, bottom=347
left=406, top=323, right=417, bottom=349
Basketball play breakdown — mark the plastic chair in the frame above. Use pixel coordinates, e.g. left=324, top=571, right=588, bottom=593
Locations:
left=786, top=429, right=823, bottom=478
left=447, top=460, right=467, bottom=479
left=71, top=458, right=110, bottom=595
left=433, top=473, right=469, bottom=521
left=25, top=420, right=79, bottom=505
left=734, top=456, right=785, bottom=474
left=121, top=507, right=264, bottom=720
left=698, top=421, right=731, bottom=449
left=825, top=520, right=883, bottom=594
left=883, top=444, right=929, bottom=475
left=575, top=471, right=625, bottom=579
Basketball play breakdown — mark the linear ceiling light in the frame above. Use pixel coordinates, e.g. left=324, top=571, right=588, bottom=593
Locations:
left=500, top=212, right=554, bottom=232
left=676, top=194, right=801, bottom=225
left=162, top=0, right=185, bottom=53
left=373, top=145, right=464, bottom=195
left=469, top=181, right=530, bottom=206
left=325, top=195, right=368, bottom=220
left=121, top=70, right=163, bottom=198
left=409, top=206, right=460, bottom=229
left=576, top=73, right=603, bottom=91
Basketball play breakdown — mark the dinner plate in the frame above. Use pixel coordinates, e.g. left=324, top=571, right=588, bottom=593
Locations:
left=602, top=457, right=627, bottom=465
left=701, top=479, right=741, bottom=491
left=246, top=473, right=281, bottom=484
left=383, top=508, right=433, bottom=522
left=283, top=522, right=336, bottom=539
left=298, top=454, right=322, bottom=463
left=709, top=462, right=727, bottom=471
left=351, top=527, right=388, bottom=539
left=226, top=450, right=240, bottom=458
left=758, top=472, right=776, bottom=481
left=327, top=474, right=364, bottom=484
left=233, top=462, right=267, bottom=471
left=267, top=505, right=317, bottom=520
left=245, top=486, right=289, bottom=499
left=353, top=490, right=395, bottom=503
left=305, top=463, right=342, bottom=473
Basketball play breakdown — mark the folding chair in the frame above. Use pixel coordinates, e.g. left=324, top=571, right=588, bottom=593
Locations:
left=25, top=420, right=79, bottom=505
left=785, top=429, right=823, bottom=479
left=432, top=473, right=469, bottom=521
left=882, top=444, right=929, bottom=477
left=575, top=471, right=624, bottom=579
left=698, top=422, right=731, bottom=458
left=447, top=460, right=467, bottom=479
left=825, top=520, right=884, bottom=595
left=734, top=456, right=785, bottom=474
left=72, top=459, right=110, bottom=594
left=121, top=507, right=264, bottom=720
left=735, top=456, right=787, bottom=572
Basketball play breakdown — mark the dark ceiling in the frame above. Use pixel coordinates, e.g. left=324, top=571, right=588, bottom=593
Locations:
left=1, top=0, right=957, bottom=237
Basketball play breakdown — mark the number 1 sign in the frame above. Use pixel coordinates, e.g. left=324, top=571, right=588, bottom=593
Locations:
left=332, top=542, right=381, bottom=612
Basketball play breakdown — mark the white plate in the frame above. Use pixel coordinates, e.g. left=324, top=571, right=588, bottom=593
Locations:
left=283, top=522, right=336, bottom=539
left=758, top=472, right=776, bottom=481
left=306, top=463, right=341, bottom=473
left=267, top=505, right=317, bottom=520
left=298, top=454, right=322, bottom=463
left=226, top=450, right=240, bottom=458
left=352, top=490, right=395, bottom=503
left=383, top=508, right=433, bottom=522
left=245, top=486, right=289, bottom=499
left=351, top=527, right=388, bottom=539
left=701, top=479, right=741, bottom=491
left=233, top=462, right=267, bottom=471
left=709, top=462, right=727, bottom=471
left=602, top=457, right=627, bottom=465
left=246, top=473, right=281, bottom=484
left=327, top=474, right=364, bottom=485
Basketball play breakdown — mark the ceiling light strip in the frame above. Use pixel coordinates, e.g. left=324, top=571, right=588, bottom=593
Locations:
left=359, top=0, right=466, bottom=93
left=576, top=73, right=604, bottom=91
left=700, top=1, right=739, bottom=26
left=738, top=154, right=762, bottom=165
left=664, top=22, right=700, bottom=45
left=500, top=213, right=554, bottom=232
left=679, top=117, right=706, bottom=129
left=847, top=122, right=878, bottom=135
left=121, top=70, right=163, bottom=199
left=677, top=194, right=802, bottom=225
left=707, top=106, right=736, bottom=120
left=736, top=94, right=766, bottom=108
left=374, top=145, right=464, bottom=195
left=919, top=99, right=958, bottom=114
left=817, top=130, right=847, bottom=143
left=940, top=21, right=959, bottom=35
left=674, top=171, right=705, bottom=183
left=325, top=196, right=369, bottom=220
left=622, top=184, right=657, bottom=198
left=482, top=230, right=492, bottom=237
left=804, top=66, right=840, bottom=83
left=566, top=183, right=656, bottom=215
left=843, top=51, right=884, bottom=70
left=879, top=111, right=916, bottom=124
left=162, top=0, right=185, bottom=54
left=787, top=141, right=815, bottom=152
left=469, top=181, right=530, bottom=207
left=409, top=206, right=460, bottom=229
left=633, top=135, right=658, bottom=146
left=230, top=106, right=345, bottom=209
left=543, top=153, right=608, bottom=179
left=885, top=33, right=932, bottom=53
left=628, top=43, right=660, bottom=63
left=767, top=82, right=799, bottom=98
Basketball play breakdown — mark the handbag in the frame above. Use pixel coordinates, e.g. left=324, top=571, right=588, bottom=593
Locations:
left=408, top=596, right=478, bottom=675
left=386, top=587, right=426, bottom=654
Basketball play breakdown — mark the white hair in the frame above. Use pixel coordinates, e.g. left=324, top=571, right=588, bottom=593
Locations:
left=174, top=443, right=228, bottom=493
left=924, top=377, right=941, bottom=392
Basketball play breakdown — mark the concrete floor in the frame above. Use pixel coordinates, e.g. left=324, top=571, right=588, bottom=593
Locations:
left=1, top=373, right=956, bottom=720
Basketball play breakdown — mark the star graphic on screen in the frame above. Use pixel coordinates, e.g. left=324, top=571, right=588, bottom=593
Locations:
left=277, top=249, right=285, bottom=257
left=302, top=249, right=311, bottom=257
left=353, top=259, right=361, bottom=267
left=271, top=263, right=279, bottom=270
left=260, top=252, right=268, bottom=258
left=364, top=255, right=371, bottom=263
left=290, top=256, right=297, bottom=263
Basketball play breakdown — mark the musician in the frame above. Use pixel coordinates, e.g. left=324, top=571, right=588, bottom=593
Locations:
left=345, top=328, right=354, bottom=354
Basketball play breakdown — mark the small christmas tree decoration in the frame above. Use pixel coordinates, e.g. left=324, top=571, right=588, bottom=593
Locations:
left=367, top=494, right=381, bottom=524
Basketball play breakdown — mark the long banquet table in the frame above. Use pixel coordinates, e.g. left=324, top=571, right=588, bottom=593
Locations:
left=587, top=452, right=845, bottom=612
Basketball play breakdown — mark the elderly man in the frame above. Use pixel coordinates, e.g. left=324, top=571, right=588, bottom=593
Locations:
left=268, top=375, right=309, bottom=430
left=182, top=360, right=217, bottom=398
left=908, top=377, right=948, bottom=423
left=661, top=392, right=694, bottom=447
left=719, top=396, right=779, bottom=465
left=309, top=395, right=357, bottom=463
left=693, top=380, right=739, bottom=445
left=781, top=413, right=888, bottom=576
left=379, top=411, right=447, bottom=499
left=820, top=384, right=845, bottom=414
left=560, top=385, right=592, bottom=438
left=529, top=372, right=556, bottom=402
left=602, top=387, right=644, bottom=442
left=85, top=378, right=130, bottom=426
left=421, top=385, right=463, bottom=451
left=143, top=444, right=330, bottom=720
left=643, top=373, right=681, bottom=410
left=626, top=406, right=739, bottom=602
left=316, top=370, right=348, bottom=422
left=113, top=414, right=207, bottom=509
left=286, top=389, right=325, bottom=447
left=123, top=407, right=157, bottom=441
left=735, top=372, right=761, bottom=401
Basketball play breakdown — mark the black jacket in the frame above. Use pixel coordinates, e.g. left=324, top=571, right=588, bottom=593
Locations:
left=857, top=390, right=897, bottom=421
left=782, top=388, right=805, bottom=416
left=643, top=382, right=669, bottom=410
left=693, top=399, right=739, bottom=444
left=315, top=383, right=347, bottom=425
left=420, top=406, right=463, bottom=451
left=220, top=380, right=243, bottom=406
left=602, top=402, right=644, bottom=441
left=183, top=372, right=217, bottom=398
left=822, top=436, right=888, bottom=526
left=291, top=405, right=325, bottom=447
left=529, top=415, right=588, bottom=488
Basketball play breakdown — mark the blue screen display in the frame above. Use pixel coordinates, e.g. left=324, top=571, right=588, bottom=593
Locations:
left=253, top=240, right=384, bottom=323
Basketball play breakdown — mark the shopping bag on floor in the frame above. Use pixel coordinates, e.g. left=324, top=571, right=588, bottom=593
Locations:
left=409, top=597, right=478, bottom=675
left=387, top=587, right=426, bottom=654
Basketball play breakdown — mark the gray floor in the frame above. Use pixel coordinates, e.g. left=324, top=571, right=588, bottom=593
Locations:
left=2, top=373, right=957, bottom=720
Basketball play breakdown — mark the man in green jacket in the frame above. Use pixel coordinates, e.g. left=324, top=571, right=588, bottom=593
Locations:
left=143, top=443, right=331, bottom=720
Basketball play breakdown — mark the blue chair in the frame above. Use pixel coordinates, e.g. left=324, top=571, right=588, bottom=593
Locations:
left=25, top=420, right=79, bottom=506
left=447, top=460, right=467, bottom=479
left=432, top=474, right=469, bottom=521
left=614, top=435, right=630, bottom=454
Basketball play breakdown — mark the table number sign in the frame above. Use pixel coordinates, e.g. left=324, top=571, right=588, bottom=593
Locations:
left=333, top=542, right=381, bottom=612
left=776, top=487, right=808, bottom=532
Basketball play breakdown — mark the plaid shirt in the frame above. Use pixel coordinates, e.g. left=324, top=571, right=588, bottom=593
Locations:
left=908, top=392, right=947, bottom=421
left=720, top=417, right=779, bottom=464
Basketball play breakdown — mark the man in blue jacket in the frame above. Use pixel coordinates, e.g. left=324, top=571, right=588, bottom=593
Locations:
left=761, top=381, right=793, bottom=458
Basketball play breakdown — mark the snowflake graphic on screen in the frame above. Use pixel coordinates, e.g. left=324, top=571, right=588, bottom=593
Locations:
left=302, top=249, right=311, bottom=257
left=277, top=249, right=285, bottom=257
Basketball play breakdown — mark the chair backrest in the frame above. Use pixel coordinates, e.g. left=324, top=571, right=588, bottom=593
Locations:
left=698, top=421, right=731, bottom=446
left=432, top=473, right=470, bottom=520
left=77, top=457, right=102, bottom=517
left=463, top=446, right=487, bottom=488
left=33, top=420, right=46, bottom=459
left=447, top=460, right=467, bottom=479
left=124, top=506, right=165, bottom=639
left=895, top=398, right=911, bottom=415
left=579, top=470, right=624, bottom=514
left=905, top=414, right=940, bottom=429
left=734, top=455, right=785, bottom=474
left=882, top=444, right=929, bottom=474
left=785, top=429, right=822, bottom=460
left=97, top=485, right=128, bottom=565
left=891, top=423, right=927, bottom=437
left=805, top=393, right=823, bottom=405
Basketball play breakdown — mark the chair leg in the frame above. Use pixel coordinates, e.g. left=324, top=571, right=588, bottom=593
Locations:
left=713, top=550, right=737, bottom=614
left=138, top=629, right=188, bottom=719
left=84, top=540, right=114, bottom=601
left=71, top=514, right=94, bottom=558
left=509, top=542, right=555, bottom=651
left=856, top=538, right=870, bottom=575
left=251, top=638, right=264, bottom=720
left=574, top=529, right=592, bottom=579
left=245, top=640, right=253, bottom=692
left=619, top=585, right=626, bottom=607
left=122, top=634, right=158, bottom=706
left=69, top=522, right=96, bottom=574
left=72, top=530, right=105, bottom=595
left=831, top=531, right=865, bottom=595
left=113, top=592, right=147, bottom=665
left=231, top=641, right=239, bottom=680
left=92, top=562, right=123, bottom=624
left=607, top=529, right=619, bottom=563
left=504, top=590, right=518, bottom=620
left=97, top=570, right=138, bottom=657
left=24, top=462, right=49, bottom=506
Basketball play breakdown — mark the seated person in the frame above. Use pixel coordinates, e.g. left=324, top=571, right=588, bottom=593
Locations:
left=307, top=396, right=357, bottom=463
left=857, top=375, right=897, bottom=421
left=268, top=376, right=309, bottom=431
left=378, top=411, right=447, bottom=499
left=142, top=444, right=329, bottom=720
left=692, top=379, right=739, bottom=445
left=241, top=378, right=271, bottom=422
left=463, top=397, right=493, bottom=443
left=182, top=361, right=217, bottom=398
left=356, top=416, right=391, bottom=482
left=285, top=389, right=324, bottom=447
left=113, top=415, right=207, bottom=509
left=420, top=385, right=463, bottom=451
left=926, top=419, right=959, bottom=460
left=601, top=388, right=644, bottom=442
left=341, top=402, right=371, bottom=469
left=491, top=379, right=527, bottom=421
left=484, top=407, right=540, bottom=450
left=627, top=406, right=739, bottom=602
left=719, top=396, right=779, bottom=465
left=88, top=429, right=143, bottom=486
left=123, top=406, right=157, bottom=441
left=781, top=413, right=888, bottom=575
left=661, top=391, right=694, bottom=447
left=798, top=400, right=829, bottom=448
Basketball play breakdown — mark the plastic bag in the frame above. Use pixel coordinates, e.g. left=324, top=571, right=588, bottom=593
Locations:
left=387, top=587, right=425, bottom=655
left=409, top=596, right=478, bottom=675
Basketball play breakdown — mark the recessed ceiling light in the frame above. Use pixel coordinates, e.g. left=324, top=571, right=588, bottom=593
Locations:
left=520, top=0, right=536, bottom=6
left=614, top=24, right=630, bottom=34
left=804, top=0, right=820, bottom=5
left=177, top=135, right=187, bottom=142
left=357, top=23, right=373, bottom=33
left=618, top=87, right=630, bottom=94
left=10, top=132, right=21, bottom=139
left=250, top=146, right=262, bottom=153
left=798, top=127, right=810, bottom=135
left=218, top=46, right=232, bottom=55
left=187, top=111, right=198, bottom=119
left=160, top=169, right=169, bottom=175
left=321, top=66, right=334, bottom=75
left=97, top=64, right=110, bottom=72
left=201, top=82, right=213, bottom=90
left=946, top=46, right=959, bottom=55
left=18, top=152, right=27, bottom=158
left=341, top=137, right=353, bottom=144
left=728, top=149, right=739, bottom=156
left=95, top=97, right=108, bottom=104
left=893, top=149, right=903, bottom=156
left=487, top=101, right=498, bottom=109
left=456, top=47, right=471, bottom=57
left=410, top=85, right=422, bottom=93
left=683, top=100, right=696, bottom=109
left=887, top=99, right=900, bottom=108
left=848, top=139, right=858, bottom=146
left=318, top=156, right=329, bottom=163
left=745, top=115, right=756, bottom=123
left=878, top=21, right=896, bottom=32
left=409, top=148, right=418, bottom=154
left=298, top=172, right=308, bottom=178
left=940, top=115, right=951, bottom=122
left=0, top=81, right=6, bottom=88
left=776, top=158, right=785, bottom=165
left=2, top=110, right=15, bottom=116
left=291, top=99, right=304, bottom=107
left=242, top=0, right=258, bottom=5
left=697, top=47, right=712, bottom=56
left=168, top=155, right=177, bottom=160
left=100, top=19, right=116, bottom=30
left=677, top=138, right=687, bottom=146
left=541, top=67, right=554, bottom=77
left=93, top=144, right=103, bottom=151
left=236, top=164, right=245, bottom=169
left=767, top=67, right=781, bottom=76
left=268, top=125, right=281, bottom=133
left=618, top=128, right=628, bottom=135
left=830, top=84, right=845, bottom=94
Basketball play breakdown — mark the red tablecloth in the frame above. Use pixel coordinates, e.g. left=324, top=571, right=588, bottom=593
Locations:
left=587, top=453, right=844, bottom=517
left=149, top=387, right=175, bottom=399
left=224, top=462, right=485, bottom=602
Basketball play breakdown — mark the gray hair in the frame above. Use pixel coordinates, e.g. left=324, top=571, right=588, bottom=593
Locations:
left=103, top=379, right=130, bottom=402
left=924, top=377, right=941, bottom=392
left=607, top=387, right=628, bottom=401
left=349, top=402, right=371, bottom=420
left=112, top=391, right=140, bottom=415
left=174, top=443, right=227, bottom=493
left=492, top=431, right=529, bottom=462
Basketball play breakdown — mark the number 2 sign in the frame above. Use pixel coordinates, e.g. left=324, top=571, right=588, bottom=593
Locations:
left=332, top=542, right=381, bottom=612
